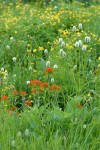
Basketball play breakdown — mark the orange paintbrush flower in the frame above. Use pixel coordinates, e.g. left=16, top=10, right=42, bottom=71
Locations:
left=50, top=85, right=61, bottom=91
left=30, top=80, right=42, bottom=86
left=77, top=103, right=83, bottom=109
left=40, top=82, right=48, bottom=89
left=12, top=90, right=18, bottom=95
left=1, top=96, right=8, bottom=101
left=44, top=67, right=53, bottom=74
left=20, top=91, right=27, bottom=96
left=25, top=100, right=32, bottom=106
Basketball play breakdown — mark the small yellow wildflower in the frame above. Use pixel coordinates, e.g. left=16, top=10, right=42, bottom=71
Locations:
left=33, top=49, right=37, bottom=52
left=87, top=93, right=91, bottom=97
left=33, top=69, right=37, bottom=73
left=39, top=47, right=44, bottom=51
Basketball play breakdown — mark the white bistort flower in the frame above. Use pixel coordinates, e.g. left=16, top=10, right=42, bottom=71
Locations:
left=83, top=124, right=86, bottom=129
left=6, top=45, right=10, bottom=50
left=12, top=57, right=16, bottom=62
left=26, top=81, right=30, bottom=85
left=75, top=41, right=79, bottom=47
left=78, top=23, right=82, bottom=29
left=85, top=36, right=91, bottom=43
left=53, top=64, right=58, bottom=69
left=1, top=68, right=4, bottom=72
left=51, top=78, right=55, bottom=83
left=29, top=66, right=32, bottom=70
left=44, top=49, right=48, bottom=55
left=13, top=74, right=16, bottom=78
left=59, top=49, right=64, bottom=55
left=11, top=140, right=16, bottom=147
left=72, top=26, right=76, bottom=32
left=61, top=41, right=65, bottom=47
left=24, top=129, right=30, bottom=137
left=73, top=65, right=77, bottom=70
left=46, top=61, right=50, bottom=67
left=17, top=131, right=22, bottom=137
left=62, top=51, right=66, bottom=57
left=59, top=38, right=63, bottom=44
left=10, top=37, right=14, bottom=41
left=78, top=40, right=82, bottom=47
left=82, top=45, right=86, bottom=51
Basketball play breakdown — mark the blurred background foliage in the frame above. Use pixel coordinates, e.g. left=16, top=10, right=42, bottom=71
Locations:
left=0, top=0, right=99, bottom=5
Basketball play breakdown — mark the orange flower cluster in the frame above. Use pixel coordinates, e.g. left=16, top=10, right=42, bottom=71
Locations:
left=20, top=91, right=27, bottom=96
left=77, top=103, right=83, bottom=109
left=1, top=96, right=8, bottom=101
left=50, top=85, right=61, bottom=91
left=25, top=100, right=32, bottom=106
left=40, top=82, right=48, bottom=89
left=44, top=67, right=53, bottom=74
left=12, top=90, right=18, bottom=95
left=30, top=80, right=42, bottom=86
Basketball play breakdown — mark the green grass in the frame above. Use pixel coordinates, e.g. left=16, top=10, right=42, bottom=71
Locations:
left=0, top=0, right=100, bottom=149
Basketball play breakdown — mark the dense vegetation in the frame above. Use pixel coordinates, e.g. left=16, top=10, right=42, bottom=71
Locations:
left=0, top=0, right=100, bottom=149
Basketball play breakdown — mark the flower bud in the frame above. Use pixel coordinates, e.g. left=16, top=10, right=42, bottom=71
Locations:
left=17, top=131, right=22, bottom=137
left=24, top=129, right=30, bottom=137
left=11, top=140, right=16, bottom=147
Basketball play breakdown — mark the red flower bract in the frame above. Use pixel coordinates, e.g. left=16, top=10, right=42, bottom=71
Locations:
left=40, top=82, right=48, bottom=89
left=30, top=80, right=42, bottom=86
left=12, top=90, right=18, bottom=95
left=44, top=67, right=53, bottom=74
left=31, top=89, right=37, bottom=94
left=50, top=85, right=61, bottom=91
left=11, top=106, right=17, bottom=111
left=25, top=100, right=32, bottom=106
left=20, top=91, right=27, bottom=96
left=1, top=96, right=8, bottom=101
left=77, top=103, right=83, bottom=109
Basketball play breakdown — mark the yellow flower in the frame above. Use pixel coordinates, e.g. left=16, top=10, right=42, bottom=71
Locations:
left=98, top=57, right=100, bottom=60
left=14, top=31, right=17, bottom=34
left=39, top=47, right=44, bottom=51
left=87, top=93, right=91, bottom=97
left=27, top=49, right=31, bottom=53
left=33, top=49, right=37, bottom=52
left=98, top=64, right=100, bottom=67
left=33, top=69, right=37, bottom=73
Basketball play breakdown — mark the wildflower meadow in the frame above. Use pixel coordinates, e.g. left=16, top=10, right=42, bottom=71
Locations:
left=0, top=0, right=100, bottom=149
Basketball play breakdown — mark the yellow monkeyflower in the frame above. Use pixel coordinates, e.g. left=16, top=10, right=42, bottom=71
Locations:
left=33, top=69, right=37, bottom=73
left=98, top=57, right=100, bottom=60
left=87, top=93, right=91, bottom=97
left=98, top=64, right=100, bottom=67
left=39, top=47, right=44, bottom=51
left=33, top=49, right=37, bottom=52
left=27, top=49, right=31, bottom=53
